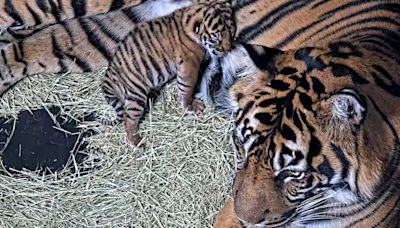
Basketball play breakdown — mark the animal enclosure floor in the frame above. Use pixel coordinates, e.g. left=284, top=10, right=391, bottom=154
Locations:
left=0, top=70, right=234, bottom=227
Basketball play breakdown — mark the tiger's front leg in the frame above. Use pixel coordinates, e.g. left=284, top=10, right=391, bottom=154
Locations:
left=177, top=57, right=205, bottom=115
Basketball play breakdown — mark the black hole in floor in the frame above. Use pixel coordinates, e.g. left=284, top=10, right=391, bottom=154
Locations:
left=0, top=106, right=97, bottom=174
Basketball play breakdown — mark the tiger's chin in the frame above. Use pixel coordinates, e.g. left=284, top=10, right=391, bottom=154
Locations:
left=205, top=46, right=231, bottom=58
left=215, top=47, right=232, bottom=57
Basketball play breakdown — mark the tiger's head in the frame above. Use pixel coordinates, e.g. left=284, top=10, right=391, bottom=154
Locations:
left=183, top=1, right=236, bottom=57
left=228, top=42, right=400, bottom=227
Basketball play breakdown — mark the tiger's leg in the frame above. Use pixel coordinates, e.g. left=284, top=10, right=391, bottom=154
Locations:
left=123, top=94, right=148, bottom=146
left=102, top=78, right=125, bottom=126
left=177, top=58, right=205, bottom=114
left=105, top=66, right=150, bottom=146
left=0, top=32, right=90, bottom=95
left=0, top=53, right=26, bottom=95
left=0, top=12, right=131, bottom=96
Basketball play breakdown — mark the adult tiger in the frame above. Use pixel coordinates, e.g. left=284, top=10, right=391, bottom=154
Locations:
left=0, top=0, right=399, bottom=226
left=210, top=0, right=400, bottom=227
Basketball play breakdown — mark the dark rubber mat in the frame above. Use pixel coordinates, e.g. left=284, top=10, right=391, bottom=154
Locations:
left=0, top=107, right=96, bottom=174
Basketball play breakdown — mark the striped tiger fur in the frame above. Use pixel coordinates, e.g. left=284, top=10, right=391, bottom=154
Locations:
left=209, top=0, right=400, bottom=227
left=0, top=0, right=194, bottom=95
left=0, top=0, right=186, bottom=31
left=102, top=1, right=235, bottom=146
left=0, top=0, right=398, bottom=226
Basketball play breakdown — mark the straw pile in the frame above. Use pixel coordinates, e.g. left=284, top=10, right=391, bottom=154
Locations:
left=0, top=69, right=235, bottom=227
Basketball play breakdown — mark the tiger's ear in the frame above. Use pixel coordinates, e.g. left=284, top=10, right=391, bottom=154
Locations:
left=241, top=43, right=284, bottom=73
left=330, top=89, right=367, bottom=126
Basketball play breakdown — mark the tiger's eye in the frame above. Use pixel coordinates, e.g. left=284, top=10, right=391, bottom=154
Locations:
left=193, top=22, right=201, bottom=33
left=290, top=171, right=302, bottom=177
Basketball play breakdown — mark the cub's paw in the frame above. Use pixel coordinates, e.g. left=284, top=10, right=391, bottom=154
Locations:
left=187, top=98, right=205, bottom=115
left=127, top=133, right=142, bottom=147
left=0, top=83, right=10, bottom=96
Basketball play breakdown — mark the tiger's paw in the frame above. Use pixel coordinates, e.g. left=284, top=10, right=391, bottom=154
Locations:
left=126, top=133, right=142, bottom=147
left=0, top=85, right=8, bottom=96
left=186, top=98, right=205, bottom=115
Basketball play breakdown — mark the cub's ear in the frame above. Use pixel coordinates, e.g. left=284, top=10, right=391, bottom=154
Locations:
left=330, top=89, right=367, bottom=126
left=240, top=43, right=284, bottom=73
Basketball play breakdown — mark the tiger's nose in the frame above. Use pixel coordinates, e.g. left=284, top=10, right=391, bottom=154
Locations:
left=233, top=167, right=294, bottom=226
left=224, top=42, right=232, bottom=52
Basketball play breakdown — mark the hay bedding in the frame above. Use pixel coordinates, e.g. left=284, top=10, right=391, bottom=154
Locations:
left=0, top=69, right=235, bottom=227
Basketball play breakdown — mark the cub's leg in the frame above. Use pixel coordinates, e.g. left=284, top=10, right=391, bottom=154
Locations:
left=123, top=96, right=147, bottom=146
left=177, top=57, right=205, bottom=115
left=103, top=69, right=149, bottom=146
left=101, top=82, right=125, bottom=126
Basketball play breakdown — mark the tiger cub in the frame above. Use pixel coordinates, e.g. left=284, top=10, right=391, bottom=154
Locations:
left=0, top=0, right=199, bottom=96
left=102, top=1, right=235, bottom=146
